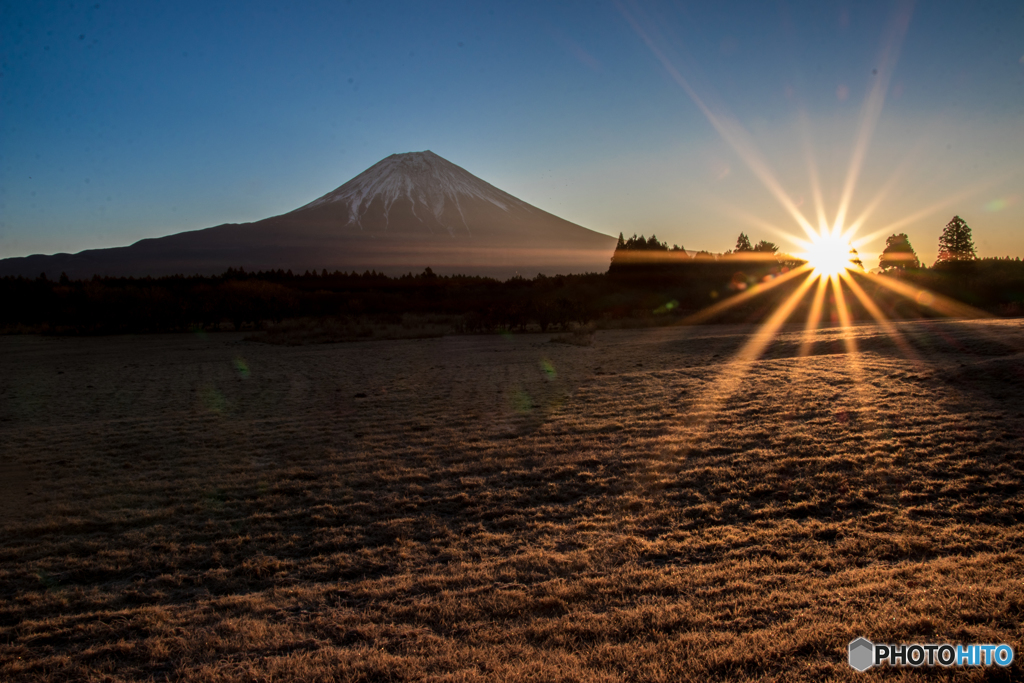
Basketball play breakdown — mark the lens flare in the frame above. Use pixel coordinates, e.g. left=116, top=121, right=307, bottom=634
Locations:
left=984, top=195, right=1018, bottom=212
left=233, top=357, right=250, bottom=379
left=541, top=359, right=556, bottom=379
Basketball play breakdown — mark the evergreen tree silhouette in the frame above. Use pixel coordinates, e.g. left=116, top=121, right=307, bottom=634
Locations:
left=879, top=233, right=920, bottom=272
left=935, top=216, right=977, bottom=266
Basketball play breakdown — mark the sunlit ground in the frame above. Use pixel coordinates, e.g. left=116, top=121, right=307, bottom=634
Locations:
left=2, top=320, right=1022, bottom=681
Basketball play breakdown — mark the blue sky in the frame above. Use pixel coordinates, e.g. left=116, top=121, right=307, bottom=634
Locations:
left=1, top=0, right=1022, bottom=265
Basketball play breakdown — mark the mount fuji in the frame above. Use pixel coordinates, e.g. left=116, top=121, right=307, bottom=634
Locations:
left=0, top=151, right=617, bottom=279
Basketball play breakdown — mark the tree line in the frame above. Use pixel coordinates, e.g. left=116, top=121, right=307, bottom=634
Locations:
left=875, top=216, right=1024, bottom=311
left=1, top=215, right=1021, bottom=335
left=878, top=215, right=979, bottom=271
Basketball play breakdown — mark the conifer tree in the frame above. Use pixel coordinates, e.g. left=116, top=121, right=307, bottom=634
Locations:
left=646, top=234, right=668, bottom=251
left=935, top=216, right=977, bottom=266
left=735, top=233, right=753, bottom=252
left=878, top=233, right=920, bottom=272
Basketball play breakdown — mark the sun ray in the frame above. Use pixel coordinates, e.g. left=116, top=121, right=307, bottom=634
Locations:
left=826, top=274, right=879, bottom=409
left=829, top=275, right=855, bottom=335
left=798, top=108, right=830, bottom=232
left=849, top=176, right=1003, bottom=249
left=676, top=272, right=819, bottom=450
left=832, top=1, right=913, bottom=232
left=840, top=270, right=924, bottom=363
left=616, top=2, right=818, bottom=239
left=679, top=264, right=813, bottom=326
left=798, top=275, right=830, bottom=357
left=862, top=272, right=992, bottom=320
left=732, top=273, right=818, bottom=364
left=842, top=124, right=942, bottom=239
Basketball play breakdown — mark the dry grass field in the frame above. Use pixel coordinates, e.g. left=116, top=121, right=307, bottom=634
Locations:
left=1, top=319, right=1023, bottom=681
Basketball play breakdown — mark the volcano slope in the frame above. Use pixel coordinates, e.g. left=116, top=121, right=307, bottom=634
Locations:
left=0, top=151, right=617, bottom=280
left=1, top=319, right=1022, bottom=681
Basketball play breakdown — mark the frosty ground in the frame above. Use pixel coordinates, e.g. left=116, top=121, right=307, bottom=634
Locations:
left=1, top=319, right=1022, bottom=681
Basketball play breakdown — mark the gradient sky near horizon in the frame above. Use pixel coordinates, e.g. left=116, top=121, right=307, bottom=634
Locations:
left=1, top=0, right=1022, bottom=267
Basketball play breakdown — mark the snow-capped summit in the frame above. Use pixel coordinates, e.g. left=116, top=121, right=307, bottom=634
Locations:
left=300, top=151, right=531, bottom=234
left=291, top=151, right=543, bottom=238
left=0, top=151, right=617, bottom=279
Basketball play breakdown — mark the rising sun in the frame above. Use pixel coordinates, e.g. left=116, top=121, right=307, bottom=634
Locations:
left=801, top=229, right=857, bottom=278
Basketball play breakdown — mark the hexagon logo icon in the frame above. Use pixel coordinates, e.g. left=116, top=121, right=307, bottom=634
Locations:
left=848, top=637, right=874, bottom=671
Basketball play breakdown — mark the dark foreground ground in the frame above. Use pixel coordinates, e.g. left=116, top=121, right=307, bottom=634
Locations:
left=1, top=319, right=1022, bottom=681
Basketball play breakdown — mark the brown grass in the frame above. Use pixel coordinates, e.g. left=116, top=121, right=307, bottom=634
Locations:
left=247, top=314, right=458, bottom=345
left=549, top=323, right=597, bottom=346
left=1, top=319, right=1023, bottom=681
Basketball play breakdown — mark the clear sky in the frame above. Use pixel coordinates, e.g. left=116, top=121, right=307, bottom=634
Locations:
left=1, top=0, right=1022, bottom=267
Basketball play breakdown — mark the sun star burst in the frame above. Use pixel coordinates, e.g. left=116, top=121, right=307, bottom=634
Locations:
left=801, top=229, right=857, bottom=278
